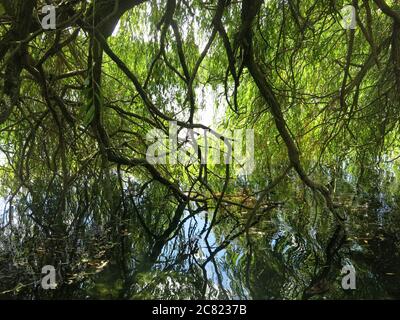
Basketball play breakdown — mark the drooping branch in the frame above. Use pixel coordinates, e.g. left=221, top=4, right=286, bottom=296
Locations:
left=1, top=0, right=37, bottom=124
left=238, top=0, right=344, bottom=221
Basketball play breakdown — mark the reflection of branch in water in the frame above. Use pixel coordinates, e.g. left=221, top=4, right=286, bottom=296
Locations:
left=303, top=225, right=347, bottom=299
left=244, top=165, right=292, bottom=297
left=198, top=216, right=262, bottom=299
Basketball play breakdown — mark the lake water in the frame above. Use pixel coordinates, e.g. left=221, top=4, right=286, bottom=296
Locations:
left=0, top=164, right=399, bottom=299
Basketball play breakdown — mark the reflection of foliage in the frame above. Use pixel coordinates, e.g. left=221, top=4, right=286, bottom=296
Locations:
left=1, top=0, right=400, bottom=300
left=132, top=270, right=203, bottom=300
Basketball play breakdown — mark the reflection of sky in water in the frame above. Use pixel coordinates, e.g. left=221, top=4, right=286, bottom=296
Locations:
left=270, top=230, right=284, bottom=251
left=0, top=197, right=5, bottom=226
left=0, top=195, right=16, bottom=228
left=0, top=150, right=6, bottom=165
left=159, top=210, right=239, bottom=298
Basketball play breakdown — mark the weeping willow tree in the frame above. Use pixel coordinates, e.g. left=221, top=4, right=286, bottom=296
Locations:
left=0, top=0, right=400, bottom=299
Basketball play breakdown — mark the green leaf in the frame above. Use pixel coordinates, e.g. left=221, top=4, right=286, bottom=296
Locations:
left=83, top=104, right=95, bottom=126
